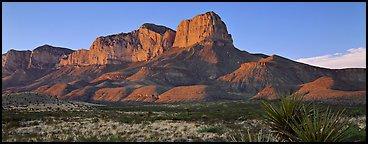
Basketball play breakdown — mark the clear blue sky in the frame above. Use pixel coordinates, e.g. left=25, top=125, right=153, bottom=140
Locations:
left=2, top=2, right=366, bottom=60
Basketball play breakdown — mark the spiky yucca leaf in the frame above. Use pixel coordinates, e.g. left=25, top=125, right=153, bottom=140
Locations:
left=261, top=95, right=309, bottom=141
left=262, top=95, right=352, bottom=142
left=284, top=106, right=351, bottom=142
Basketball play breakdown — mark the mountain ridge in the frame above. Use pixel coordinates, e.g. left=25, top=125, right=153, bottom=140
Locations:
left=2, top=11, right=366, bottom=105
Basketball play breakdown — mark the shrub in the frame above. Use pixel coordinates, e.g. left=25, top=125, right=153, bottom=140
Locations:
left=197, top=126, right=224, bottom=134
left=147, top=111, right=153, bottom=117
left=201, top=114, right=208, bottom=119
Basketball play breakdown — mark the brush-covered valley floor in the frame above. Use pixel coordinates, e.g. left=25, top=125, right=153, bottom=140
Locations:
left=2, top=97, right=366, bottom=142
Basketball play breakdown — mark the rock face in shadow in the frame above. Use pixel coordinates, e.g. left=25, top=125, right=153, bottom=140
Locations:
left=2, top=45, right=74, bottom=76
left=28, top=45, right=74, bottom=69
left=2, top=11, right=366, bottom=105
left=2, top=50, right=32, bottom=77
left=2, top=45, right=73, bottom=89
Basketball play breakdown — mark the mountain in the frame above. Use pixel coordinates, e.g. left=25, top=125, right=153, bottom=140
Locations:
left=172, top=11, right=233, bottom=48
left=59, top=23, right=175, bottom=65
left=2, top=11, right=366, bottom=105
left=219, top=55, right=365, bottom=102
left=2, top=45, right=74, bottom=90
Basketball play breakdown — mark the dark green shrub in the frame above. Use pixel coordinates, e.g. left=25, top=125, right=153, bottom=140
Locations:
left=197, top=126, right=224, bottom=134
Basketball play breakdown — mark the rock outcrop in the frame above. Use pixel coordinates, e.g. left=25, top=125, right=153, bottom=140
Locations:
left=86, top=23, right=176, bottom=65
left=59, top=49, right=90, bottom=66
left=2, top=45, right=73, bottom=89
left=172, top=11, right=233, bottom=48
left=2, top=45, right=73, bottom=76
left=28, top=45, right=74, bottom=69
left=2, top=50, right=32, bottom=76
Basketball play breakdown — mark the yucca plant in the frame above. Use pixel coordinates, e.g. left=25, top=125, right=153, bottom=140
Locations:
left=261, top=95, right=310, bottom=141
left=261, top=95, right=352, bottom=142
left=283, top=105, right=351, bottom=142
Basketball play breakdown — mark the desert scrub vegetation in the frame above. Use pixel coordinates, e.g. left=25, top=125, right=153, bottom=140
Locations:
left=2, top=99, right=365, bottom=142
left=260, top=95, right=358, bottom=142
left=227, top=128, right=278, bottom=142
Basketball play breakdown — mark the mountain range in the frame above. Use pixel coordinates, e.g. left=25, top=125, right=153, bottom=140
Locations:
left=2, top=11, right=366, bottom=105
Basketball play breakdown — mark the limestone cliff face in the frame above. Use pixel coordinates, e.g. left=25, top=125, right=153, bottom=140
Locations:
left=59, top=12, right=231, bottom=65
left=172, top=11, right=233, bottom=48
left=2, top=45, right=73, bottom=89
left=59, top=49, right=90, bottom=66
left=28, top=45, right=74, bottom=69
left=2, top=45, right=74, bottom=75
left=2, top=50, right=32, bottom=76
left=2, top=54, right=7, bottom=68
left=86, top=23, right=176, bottom=65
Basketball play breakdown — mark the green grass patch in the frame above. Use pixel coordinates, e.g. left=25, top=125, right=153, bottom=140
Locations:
left=197, top=126, right=225, bottom=134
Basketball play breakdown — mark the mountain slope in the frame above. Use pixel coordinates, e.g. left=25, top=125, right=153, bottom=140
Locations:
left=217, top=55, right=365, bottom=95
left=2, top=11, right=366, bottom=105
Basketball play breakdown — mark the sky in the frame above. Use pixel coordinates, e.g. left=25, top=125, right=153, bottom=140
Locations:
left=2, top=2, right=366, bottom=69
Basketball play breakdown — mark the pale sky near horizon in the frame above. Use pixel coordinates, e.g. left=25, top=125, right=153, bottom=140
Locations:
left=2, top=2, right=366, bottom=69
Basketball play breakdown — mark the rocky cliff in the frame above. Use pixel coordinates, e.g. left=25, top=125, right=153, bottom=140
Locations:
left=28, top=45, right=74, bottom=69
left=59, top=49, right=90, bottom=66
left=2, top=50, right=32, bottom=77
left=2, top=45, right=73, bottom=89
left=2, top=45, right=73, bottom=75
left=60, top=23, right=176, bottom=66
left=172, top=11, right=233, bottom=48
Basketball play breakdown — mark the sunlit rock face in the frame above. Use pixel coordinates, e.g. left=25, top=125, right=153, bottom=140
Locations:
left=173, top=11, right=233, bottom=48
left=59, top=49, right=90, bottom=66
left=87, top=23, right=176, bottom=65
